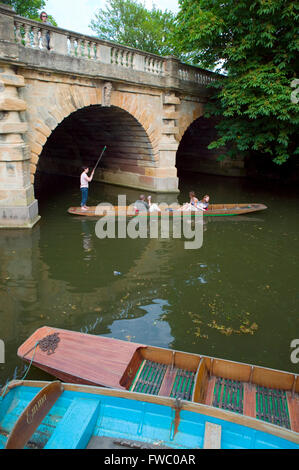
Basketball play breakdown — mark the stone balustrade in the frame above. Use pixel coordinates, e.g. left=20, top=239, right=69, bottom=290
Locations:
left=12, top=14, right=166, bottom=76
left=178, top=65, right=216, bottom=85
left=0, top=6, right=219, bottom=85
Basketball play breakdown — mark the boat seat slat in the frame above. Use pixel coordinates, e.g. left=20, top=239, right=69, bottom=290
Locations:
left=203, top=422, right=222, bottom=449
left=44, top=398, right=100, bottom=449
left=158, top=366, right=177, bottom=397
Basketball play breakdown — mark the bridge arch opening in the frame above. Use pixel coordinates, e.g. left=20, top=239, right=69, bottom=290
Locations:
left=176, top=116, right=222, bottom=180
left=34, top=105, right=155, bottom=199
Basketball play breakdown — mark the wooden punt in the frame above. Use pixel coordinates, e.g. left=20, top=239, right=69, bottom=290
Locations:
left=18, top=327, right=299, bottom=436
left=1, top=380, right=298, bottom=449
left=67, top=203, right=267, bottom=217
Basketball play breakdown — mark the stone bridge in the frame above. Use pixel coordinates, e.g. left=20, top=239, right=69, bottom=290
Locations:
left=0, top=4, right=244, bottom=228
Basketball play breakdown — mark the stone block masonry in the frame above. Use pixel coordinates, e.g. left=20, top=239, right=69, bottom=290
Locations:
left=0, top=64, right=40, bottom=227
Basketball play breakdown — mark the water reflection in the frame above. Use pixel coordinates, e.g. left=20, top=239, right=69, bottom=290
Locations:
left=81, top=220, right=93, bottom=256
left=104, top=298, right=174, bottom=346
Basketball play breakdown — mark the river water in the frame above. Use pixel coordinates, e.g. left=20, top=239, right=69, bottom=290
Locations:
left=0, top=173, right=298, bottom=387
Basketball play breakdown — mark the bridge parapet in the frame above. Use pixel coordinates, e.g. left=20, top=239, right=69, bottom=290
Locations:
left=0, top=3, right=218, bottom=92
left=12, top=14, right=166, bottom=76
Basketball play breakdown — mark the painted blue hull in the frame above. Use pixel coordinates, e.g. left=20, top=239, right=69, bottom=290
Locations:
left=0, top=382, right=298, bottom=450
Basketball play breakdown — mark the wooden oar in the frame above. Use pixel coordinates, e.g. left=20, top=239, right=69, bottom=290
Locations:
left=92, top=145, right=106, bottom=173
left=5, top=381, right=64, bottom=449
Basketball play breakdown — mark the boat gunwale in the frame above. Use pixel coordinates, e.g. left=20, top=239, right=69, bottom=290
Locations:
left=2, top=379, right=298, bottom=446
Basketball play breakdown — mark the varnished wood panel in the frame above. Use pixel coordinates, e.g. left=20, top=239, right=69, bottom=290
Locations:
left=18, top=326, right=144, bottom=389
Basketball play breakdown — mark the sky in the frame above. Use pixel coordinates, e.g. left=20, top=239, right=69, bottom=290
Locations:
left=45, top=0, right=179, bottom=36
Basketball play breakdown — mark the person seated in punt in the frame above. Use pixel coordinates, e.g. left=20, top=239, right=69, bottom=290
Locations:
left=181, top=191, right=200, bottom=211
left=147, top=195, right=161, bottom=212
left=198, top=195, right=210, bottom=211
left=134, top=195, right=150, bottom=213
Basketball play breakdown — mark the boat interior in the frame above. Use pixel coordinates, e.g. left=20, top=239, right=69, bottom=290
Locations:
left=120, top=346, right=299, bottom=432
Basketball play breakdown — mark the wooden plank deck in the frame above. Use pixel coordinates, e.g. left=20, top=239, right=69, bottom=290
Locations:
left=17, top=326, right=144, bottom=389
left=204, top=422, right=222, bottom=449
left=205, top=376, right=216, bottom=406
left=287, top=392, right=299, bottom=433
left=158, top=366, right=177, bottom=397
left=243, top=383, right=256, bottom=418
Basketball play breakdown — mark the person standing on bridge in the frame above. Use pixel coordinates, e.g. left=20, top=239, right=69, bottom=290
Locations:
left=39, top=11, right=52, bottom=50
left=80, top=166, right=94, bottom=211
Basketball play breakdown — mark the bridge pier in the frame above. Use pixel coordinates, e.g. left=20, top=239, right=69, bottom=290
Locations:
left=0, top=64, right=40, bottom=228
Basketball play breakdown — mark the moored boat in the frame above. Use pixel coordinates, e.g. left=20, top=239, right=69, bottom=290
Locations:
left=17, top=327, right=299, bottom=436
left=0, top=380, right=298, bottom=449
left=67, top=203, right=267, bottom=217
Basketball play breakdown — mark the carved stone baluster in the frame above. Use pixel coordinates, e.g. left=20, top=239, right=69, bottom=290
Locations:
left=129, top=52, right=134, bottom=68
left=156, top=59, right=160, bottom=74
left=14, top=21, right=23, bottom=45
left=114, top=48, right=119, bottom=65
left=120, top=49, right=124, bottom=66
left=76, top=39, right=82, bottom=57
left=110, top=47, right=115, bottom=64
left=151, top=58, right=155, bottom=74
left=24, top=24, right=31, bottom=47
left=83, top=40, right=89, bottom=58
left=151, top=58, right=155, bottom=73
left=150, top=58, right=154, bottom=73
left=95, top=42, right=100, bottom=61
left=124, top=51, right=128, bottom=67
left=127, top=51, right=131, bottom=67
left=89, top=41, right=96, bottom=60
left=145, top=57, right=149, bottom=72
left=32, top=26, right=39, bottom=48
left=69, top=36, right=75, bottom=56
left=40, top=28, right=47, bottom=50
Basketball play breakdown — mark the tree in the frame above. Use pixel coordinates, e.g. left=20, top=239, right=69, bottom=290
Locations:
left=175, top=0, right=299, bottom=165
left=2, top=0, right=57, bottom=25
left=2, top=0, right=45, bottom=20
left=89, top=0, right=179, bottom=57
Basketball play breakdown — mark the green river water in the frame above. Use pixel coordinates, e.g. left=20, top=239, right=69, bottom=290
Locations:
left=0, top=173, right=298, bottom=387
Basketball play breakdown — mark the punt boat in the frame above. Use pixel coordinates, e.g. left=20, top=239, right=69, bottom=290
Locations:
left=17, top=327, right=299, bottom=437
left=67, top=203, right=267, bottom=217
left=0, top=380, right=298, bottom=449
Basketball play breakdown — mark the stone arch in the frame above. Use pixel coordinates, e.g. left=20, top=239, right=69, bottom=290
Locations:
left=27, top=82, right=161, bottom=185
left=177, top=101, right=204, bottom=144
left=176, top=114, right=223, bottom=177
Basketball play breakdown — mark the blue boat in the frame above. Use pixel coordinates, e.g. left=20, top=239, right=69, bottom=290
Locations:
left=0, top=380, right=298, bottom=449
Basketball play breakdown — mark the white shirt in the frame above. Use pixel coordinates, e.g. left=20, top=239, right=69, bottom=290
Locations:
left=80, top=172, right=89, bottom=188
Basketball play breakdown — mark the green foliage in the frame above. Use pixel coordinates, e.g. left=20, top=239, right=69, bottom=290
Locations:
left=2, top=0, right=57, bottom=25
left=2, top=0, right=45, bottom=20
left=89, top=0, right=179, bottom=56
left=175, top=0, right=299, bottom=164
